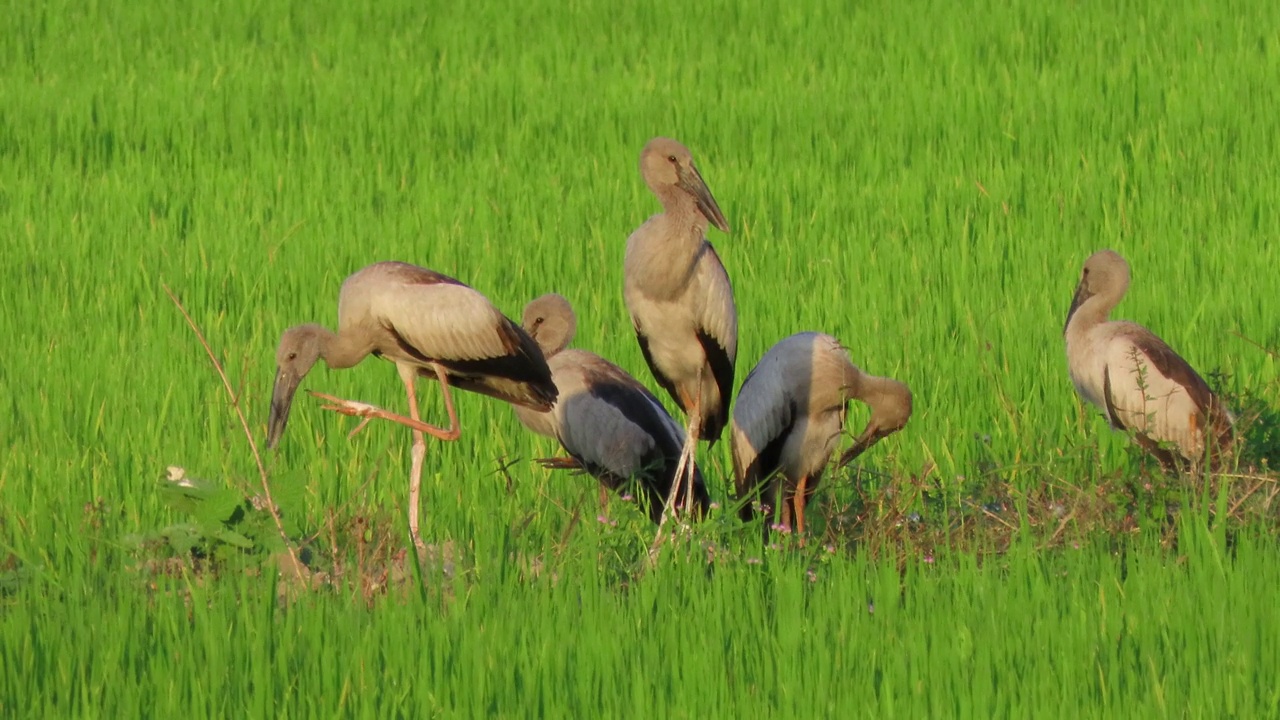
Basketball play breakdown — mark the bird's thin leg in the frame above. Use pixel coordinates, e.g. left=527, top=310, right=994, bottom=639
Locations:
left=651, top=387, right=705, bottom=559
left=684, top=373, right=706, bottom=513
left=401, top=364, right=465, bottom=555
left=657, top=383, right=693, bottom=530
left=794, top=475, right=809, bottom=548
left=399, top=367, right=428, bottom=554
left=598, top=485, right=610, bottom=519
left=653, top=414, right=701, bottom=559
left=683, top=412, right=703, bottom=514
left=662, top=411, right=701, bottom=527
left=429, top=365, right=462, bottom=442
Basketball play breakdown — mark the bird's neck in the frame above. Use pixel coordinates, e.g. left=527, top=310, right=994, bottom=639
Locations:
left=625, top=204, right=709, bottom=299
left=652, top=188, right=706, bottom=233
left=316, top=324, right=374, bottom=370
left=1064, top=295, right=1113, bottom=341
left=535, top=319, right=575, bottom=357
left=855, top=375, right=911, bottom=428
left=656, top=206, right=710, bottom=271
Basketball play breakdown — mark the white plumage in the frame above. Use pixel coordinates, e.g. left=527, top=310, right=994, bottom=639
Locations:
left=1064, top=250, right=1234, bottom=469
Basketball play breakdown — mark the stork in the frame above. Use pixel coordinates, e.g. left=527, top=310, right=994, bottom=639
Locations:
left=731, top=332, right=912, bottom=543
left=1064, top=249, right=1234, bottom=470
left=511, top=294, right=709, bottom=524
left=267, top=261, right=557, bottom=550
left=623, top=137, right=736, bottom=526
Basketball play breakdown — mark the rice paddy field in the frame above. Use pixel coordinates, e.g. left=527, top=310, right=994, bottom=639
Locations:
left=4, top=0, right=1280, bottom=715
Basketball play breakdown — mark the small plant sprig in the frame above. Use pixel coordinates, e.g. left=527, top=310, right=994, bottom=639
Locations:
left=161, top=283, right=306, bottom=579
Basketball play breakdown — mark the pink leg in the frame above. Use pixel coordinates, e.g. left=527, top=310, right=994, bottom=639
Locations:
left=404, top=365, right=464, bottom=551
left=661, top=407, right=701, bottom=530
left=309, top=368, right=460, bottom=443
left=401, top=367, right=427, bottom=552
left=794, top=475, right=809, bottom=548
left=683, top=376, right=706, bottom=513
left=312, top=364, right=462, bottom=552
left=650, top=378, right=707, bottom=558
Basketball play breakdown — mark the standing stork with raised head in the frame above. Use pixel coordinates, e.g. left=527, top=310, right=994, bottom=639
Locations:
left=731, top=332, right=912, bottom=543
left=623, top=137, right=736, bottom=525
left=511, top=294, right=710, bottom=524
left=1064, top=249, right=1234, bottom=470
left=267, top=261, right=558, bottom=550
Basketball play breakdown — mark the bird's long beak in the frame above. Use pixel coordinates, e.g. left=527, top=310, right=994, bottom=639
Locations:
left=1064, top=279, right=1093, bottom=335
left=267, top=367, right=301, bottom=449
left=679, top=164, right=730, bottom=234
left=836, top=425, right=882, bottom=469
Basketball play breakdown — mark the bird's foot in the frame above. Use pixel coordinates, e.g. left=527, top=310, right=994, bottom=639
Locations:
left=308, top=390, right=463, bottom=441
left=535, top=456, right=586, bottom=474
left=309, top=390, right=384, bottom=417
left=309, top=391, right=386, bottom=438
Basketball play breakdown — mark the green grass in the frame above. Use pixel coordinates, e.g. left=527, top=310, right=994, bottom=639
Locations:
left=3, top=0, right=1280, bottom=715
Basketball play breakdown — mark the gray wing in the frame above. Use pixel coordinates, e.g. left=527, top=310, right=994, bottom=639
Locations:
left=556, top=352, right=707, bottom=522
left=731, top=361, right=797, bottom=500
left=556, top=355, right=676, bottom=480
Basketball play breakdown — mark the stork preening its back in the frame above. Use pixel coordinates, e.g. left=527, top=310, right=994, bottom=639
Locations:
left=731, top=332, right=912, bottom=543
left=512, top=294, right=709, bottom=524
left=267, top=261, right=557, bottom=550
left=1064, top=249, right=1234, bottom=470
left=623, top=137, right=736, bottom=525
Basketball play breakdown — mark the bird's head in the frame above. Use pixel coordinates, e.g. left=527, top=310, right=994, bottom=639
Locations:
left=522, top=293, right=577, bottom=357
left=267, top=324, right=327, bottom=449
left=839, top=376, right=913, bottom=468
left=869, top=378, right=914, bottom=436
left=639, top=137, right=730, bottom=233
left=1065, top=249, right=1131, bottom=333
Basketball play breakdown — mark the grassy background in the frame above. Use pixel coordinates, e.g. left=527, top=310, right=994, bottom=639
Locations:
left=3, top=0, right=1279, bottom=715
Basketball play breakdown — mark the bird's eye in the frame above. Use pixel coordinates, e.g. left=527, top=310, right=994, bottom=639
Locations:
left=667, top=155, right=677, bottom=163
left=287, top=352, right=297, bottom=360
left=533, top=317, right=544, bottom=327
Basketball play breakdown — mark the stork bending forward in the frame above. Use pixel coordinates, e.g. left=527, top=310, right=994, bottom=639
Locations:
left=267, top=261, right=557, bottom=550
left=731, top=332, right=912, bottom=543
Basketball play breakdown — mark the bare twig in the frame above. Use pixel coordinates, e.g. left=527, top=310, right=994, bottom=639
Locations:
left=1264, top=484, right=1280, bottom=511
left=1229, top=330, right=1280, bottom=360
left=1226, top=477, right=1269, bottom=518
left=1046, top=511, right=1076, bottom=548
left=964, top=499, right=1019, bottom=532
left=1216, top=472, right=1279, bottom=485
left=494, top=456, right=521, bottom=495
left=162, top=283, right=302, bottom=574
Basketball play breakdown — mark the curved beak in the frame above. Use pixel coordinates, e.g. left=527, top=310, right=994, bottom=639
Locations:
left=678, top=164, right=729, bottom=234
left=1064, top=280, right=1093, bottom=335
left=837, top=424, right=884, bottom=469
left=267, top=367, right=301, bottom=449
